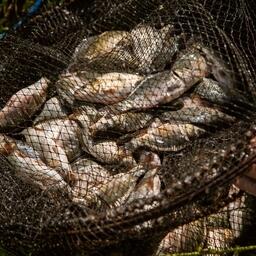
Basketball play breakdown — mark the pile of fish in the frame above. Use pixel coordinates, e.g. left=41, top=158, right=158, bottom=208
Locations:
left=0, top=24, right=244, bottom=252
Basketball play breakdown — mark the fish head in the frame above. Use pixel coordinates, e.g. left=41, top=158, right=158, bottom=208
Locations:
left=139, top=150, right=161, bottom=169
left=0, top=134, right=16, bottom=157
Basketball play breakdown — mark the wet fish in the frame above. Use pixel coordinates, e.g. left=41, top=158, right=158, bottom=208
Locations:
left=71, top=158, right=111, bottom=197
left=158, top=221, right=204, bottom=253
left=29, top=118, right=65, bottom=139
left=102, top=48, right=210, bottom=113
left=160, top=106, right=236, bottom=128
left=131, top=24, right=183, bottom=73
left=72, top=108, right=136, bottom=166
left=0, top=134, right=68, bottom=192
left=21, top=127, right=73, bottom=182
left=84, top=164, right=147, bottom=208
left=54, top=118, right=82, bottom=162
left=80, top=31, right=130, bottom=61
left=138, top=150, right=161, bottom=169
left=33, top=97, right=67, bottom=124
left=74, top=72, right=144, bottom=104
left=82, top=137, right=136, bottom=167
left=126, top=118, right=205, bottom=152
left=194, top=43, right=236, bottom=90
left=205, top=227, right=233, bottom=256
left=0, top=77, right=49, bottom=131
left=55, top=71, right=100, bottom=107
left=90, top=112, right=153, bottom=135
left=194, top=78, right=231, bottom=105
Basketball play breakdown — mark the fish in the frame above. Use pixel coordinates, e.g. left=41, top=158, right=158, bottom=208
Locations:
left=157, top=221, right=204, bottom=253
left=194, top=78, right=232, bottom=106
left=138, top=150, right=161, bottom=169
left=71, top=158, right=111, bottom=198
left=0, top=77, right=49, bottom=131
left=55, top=71, right=100, bottom=107
left=205, top=227, right=233, bottom=256
left=54, top=118, right=82, bottom=162
left=21, top=127, right=73, bottom=182
left=126, top=118, right=205, bottom=152
left=101, top=47, right=210, bottom=113
left=0, top=134, right=69, bottom=192
left=160, top=106, right=236, bottom=128
left=130, top=24, right=183, bottom=73
left=82, top=137, right=136, bottom=167
left=90, top=112, right=153, bottom=135
left=80, top=31, right=130, bottom=61
left=74, top=72, right=144, bottom=104
left=73, top=108, right=136, bottom=166
left=194, top=43, right=236, bottom=91
left=84, top=164, right=147, bottom=209
left=33, top=96, right=67, bottom=124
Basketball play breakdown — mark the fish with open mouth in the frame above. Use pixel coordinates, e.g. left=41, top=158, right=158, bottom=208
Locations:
left=0, top=134, right=68, bottom=192
left=0, top=77, right=49, bottom=131
left=125, top=118, right=205, bottom=152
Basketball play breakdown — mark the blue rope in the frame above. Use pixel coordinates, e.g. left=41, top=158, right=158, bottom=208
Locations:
left=0, top=0, right=44, bottom=39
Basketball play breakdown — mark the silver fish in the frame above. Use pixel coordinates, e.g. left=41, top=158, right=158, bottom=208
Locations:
left=0, top=77, right=49, bottom=130
left=71, top=158, right=110, bottom=197
left=80, top=31, right=130, bottom=61
left=54, top=118, right=82, bottom=162
left=85, top=165, right=147, bottom=208
left=33, top=96, right=67, bottom=124
left=126, top=168, right=161, bottom=204
left=195, top=77, right=232, bottom=105
left=103, top=48, right=209, bottom=113
left=158, top=221, right=204, bottom=253
left=82, top=137, right=136, bottom=167
left=160, top=106, right=236, bottom=127
left=131, top=24, right=183, bottom=73
left=21, top=127, right=73, bottom=181
left=0, top=134, right=68, bottom=192
left=90, top=112, right=153, bottom=135
left=126, top=118, right=205, bottom=152
left=74, top=72, right=144, bottom=104
left=29, top=118, right=64, bottom=139
left=55, top=71, right=100, bottom=107
left=194, top=43, right=236, bottom=90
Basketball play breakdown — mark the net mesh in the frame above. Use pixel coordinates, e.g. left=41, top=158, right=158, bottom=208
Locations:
left=0, top=0, right=256, bottom=255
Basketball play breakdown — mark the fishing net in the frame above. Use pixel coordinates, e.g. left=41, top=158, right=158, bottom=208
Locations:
left=0, top=0, right=256, bottom=255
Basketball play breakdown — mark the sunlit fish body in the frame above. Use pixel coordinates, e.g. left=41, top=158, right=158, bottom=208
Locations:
left=33, top=96, right=67, bottom=124
left=90, top=112, right=153, bottom=135
left=21, top=127, right=73, bottom=181
left=85, top=165, right=146, bottom=209
left=71, top=158, right=110, bottom=198
left=126, top=119, right=205, bottom=152
left=0, top=134, right=68, bottom=192
left=0, top=77, right=49, bottom=131
left=104, top=48, right=210, bottom=113
left=74, top=72, right=143, bottom=104
left=160, top=106, right=236, bottom=128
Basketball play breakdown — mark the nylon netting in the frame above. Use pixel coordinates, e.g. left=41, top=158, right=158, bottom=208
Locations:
left=0, top=0, right=256, bottom=255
